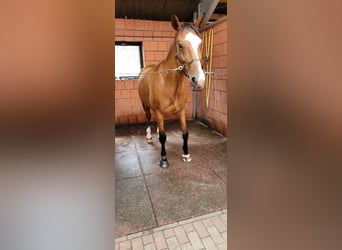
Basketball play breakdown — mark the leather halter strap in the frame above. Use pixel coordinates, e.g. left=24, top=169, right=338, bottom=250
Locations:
left=175, top=55, right=201, bottom=78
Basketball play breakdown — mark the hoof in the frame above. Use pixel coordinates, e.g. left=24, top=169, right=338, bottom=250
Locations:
left=182, top=154, right=192, bottom=163
left=146, top=137, right=153, bottom=143
left=160, top=160, right=169, bottom=168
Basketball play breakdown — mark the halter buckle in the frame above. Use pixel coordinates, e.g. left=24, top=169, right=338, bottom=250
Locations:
left=176, top=65, right=184, bottom=71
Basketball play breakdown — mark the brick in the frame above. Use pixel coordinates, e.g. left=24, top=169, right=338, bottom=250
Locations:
left=144, top=21, right=153, bottom=30
left=221, top=232, right=227, bottom=241
left=179, top=243, right=193, bottom=250
left=115, top=19, right=125, bottom=29
left=193, top=221, right=209, bottom=238
left=130, top=89, right=139, bottom=98
left=119, top=240, right=131, bottom=250
left=155, top=51, right=164, bottom=61
left=142, top=234, right=154, bottom=245
left=119, top=116, right=128, bottom=124
left=153, top=21, right=162, bottom=30
left=163, top=228, right=175, bottom=238
left=144, top=30, right=153, bottom=37
left=202, top=218, right=213, bottom=227
left=120, top=89, right=131, bottom=98
left=202, top=237, right=217, bottom=250
left=217, top=242, right=227, bottom=250
left=134, top=20, right=145, bottom=30
left=219, top=213, right=227, bottom=223
left=137, top=114, right=146, bottom=123
left=144, top=243, right=156, bottom=250
left=166, top=236, right=179, bottom=250
left=153, top=231, right=168, bottom=250
left=128, top=115, right=137, bottom=124
left=115, top=81, right=125, bottom=90
left=207, top=226, right=225, bottom=244
left=218, top=80, right=227, bottom=91
left=153, top=31, right=163, bottom=37
left=211, top=216, right=227, bottom=233
left=182, top=223, right=195, bottom=233
left=125, top=29, right=134, bottom=36
left=124, top=19, right=134, bottom=28
left=131, top=237, right=143, bottom=250
left=116, top=99, right=127, bottom=108
left=174, top=226, right=189, bottom=244
left=187, top=231, right=204, bottom=250
left=134, top=30, right=144, bottom=37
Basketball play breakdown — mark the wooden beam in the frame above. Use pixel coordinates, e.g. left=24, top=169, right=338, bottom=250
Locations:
left=209, top=13, right=226, bottom=21
left=198, top=0, right=220, bottom=29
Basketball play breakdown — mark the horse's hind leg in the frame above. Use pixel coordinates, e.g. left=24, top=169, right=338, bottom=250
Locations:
left=156, top=111, right=169, bottom=168
left=179, top=109, right=192, bottom=162
left=143, top=105, right=153, bottom=143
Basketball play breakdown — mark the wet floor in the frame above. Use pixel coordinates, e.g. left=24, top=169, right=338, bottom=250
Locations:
left=115, top=120, right=227, bottom=238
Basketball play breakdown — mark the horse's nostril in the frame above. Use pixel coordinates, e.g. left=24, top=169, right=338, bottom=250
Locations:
left=191, top=77, right=196, bottom=83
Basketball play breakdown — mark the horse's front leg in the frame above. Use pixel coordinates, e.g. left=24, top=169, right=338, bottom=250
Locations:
left=179, top=109, right=192, bottom=162
left=156, top=111, right=169, bottom=168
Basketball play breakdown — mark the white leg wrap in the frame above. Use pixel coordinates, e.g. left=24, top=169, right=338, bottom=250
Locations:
left=182, top=154, right=192, bottom=162
left=146, top=126, right=152, bottom=142
left=156, top=126, right=159, bottom=138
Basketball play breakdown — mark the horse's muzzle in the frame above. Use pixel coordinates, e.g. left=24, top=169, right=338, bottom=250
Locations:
left=190, top=78, right=205, bottom=91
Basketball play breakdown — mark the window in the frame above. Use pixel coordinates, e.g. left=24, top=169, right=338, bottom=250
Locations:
left=115, top=42, right=143, bottom=80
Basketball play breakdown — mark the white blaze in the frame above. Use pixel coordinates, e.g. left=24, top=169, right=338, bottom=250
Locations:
left=184, top=32, right=205, bottom=81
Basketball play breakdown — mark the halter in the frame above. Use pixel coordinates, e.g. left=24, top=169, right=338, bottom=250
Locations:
left=139, top=23, right=202, bottom=77
left=175, top=54, right=201, bottom=78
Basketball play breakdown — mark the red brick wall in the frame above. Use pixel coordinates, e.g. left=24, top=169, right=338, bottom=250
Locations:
left=114, top=18, right=228, bottom=136
left=197, top=20, right=228, bottom=135
left=115, top=18, right=193, bottom=125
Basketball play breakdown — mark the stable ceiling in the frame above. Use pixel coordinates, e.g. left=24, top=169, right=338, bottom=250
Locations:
left=115, top=0, right=227, bottom=23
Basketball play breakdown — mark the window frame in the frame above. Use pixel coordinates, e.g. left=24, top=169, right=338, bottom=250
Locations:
left=115, top=41, right=144, bottom=80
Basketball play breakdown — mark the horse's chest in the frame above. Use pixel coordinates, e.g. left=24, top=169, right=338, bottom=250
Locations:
left=154, top=95, right=186, bottom=114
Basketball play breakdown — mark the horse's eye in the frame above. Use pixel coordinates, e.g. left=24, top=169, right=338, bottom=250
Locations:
left=178, top=43, right=184, bottom=49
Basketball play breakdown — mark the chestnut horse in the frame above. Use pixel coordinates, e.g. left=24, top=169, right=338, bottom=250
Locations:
left=138, top=15, right=205, bottom=168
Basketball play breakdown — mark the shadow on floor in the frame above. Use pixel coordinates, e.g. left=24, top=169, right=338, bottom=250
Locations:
left=115, top=119, right=227, bottom=238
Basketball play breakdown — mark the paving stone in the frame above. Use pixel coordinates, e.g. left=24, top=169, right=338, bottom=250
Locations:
left=166, top=236, right=179, bottom=250
left=174, top=225, right=189, bottom=244
left=163, top=228, right=175, bottom=238
left=211, top=216, right=227, bottom=233
left=182, top=223, right=195, bottom=233
left=142, top=234, right=154, bottom=245
left=193, top=221, right=209, bottom=238
left=202, top=218, right=214, bottom=228
left=222, top=232, right=227, bottom=241
left=219, top=213, right=227, bottom=223
left=119, top=240, right=131, bottom=250
left=180, top=242, right=194, bottom=250
left=131, top=237, right=143, bottom=250
left=153, top=231, right=168, bottom=250
left=217, top=242, right=227, bottom=250
left=144, top=243, right=156, bottom=250
left=187, top=231, right=204, bottom=250
left=202, top=237, right=218, bottom=250
left=207, top=226, right=225, bottom=244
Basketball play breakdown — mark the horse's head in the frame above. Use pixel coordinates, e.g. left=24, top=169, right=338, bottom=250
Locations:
left=171, top=15, right=205, bottom=91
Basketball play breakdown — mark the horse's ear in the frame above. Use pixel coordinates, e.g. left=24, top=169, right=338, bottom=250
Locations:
left=194, top=15, right=205, bottom=28
left=171, top=15, right=181, bottom=30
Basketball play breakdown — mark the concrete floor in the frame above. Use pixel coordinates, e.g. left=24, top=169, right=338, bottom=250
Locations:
left=115, top=120, right=227, bottom=238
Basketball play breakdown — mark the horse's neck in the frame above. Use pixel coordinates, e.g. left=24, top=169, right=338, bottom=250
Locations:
left=160, top=44, right=185, bottom=89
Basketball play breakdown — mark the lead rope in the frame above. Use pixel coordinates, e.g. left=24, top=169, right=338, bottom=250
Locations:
left=139, top=56, right=200, bottom=77
left=139, top=64, right=185, bottom=76
left=204, top=28, right=214, bottom=108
